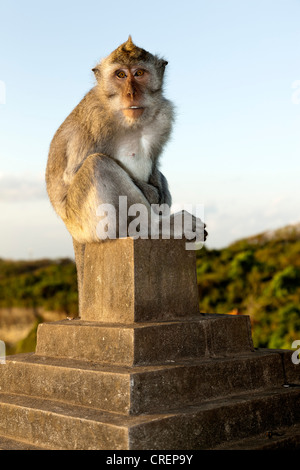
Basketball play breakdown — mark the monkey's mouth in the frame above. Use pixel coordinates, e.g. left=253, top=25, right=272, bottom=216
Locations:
left=123, top=106, right=145, bottom=119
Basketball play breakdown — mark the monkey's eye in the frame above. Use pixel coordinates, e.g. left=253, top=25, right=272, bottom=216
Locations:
left=116, top=70, right=126, bottom=79
left=135, top=69, right=145, bottom=77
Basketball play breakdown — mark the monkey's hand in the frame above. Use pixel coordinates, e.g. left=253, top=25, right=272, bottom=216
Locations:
left=133, top=179, right=161, bottom=205
left=148, top=168, right=172, bottom=206
left=170, top=210, right=208, bottom=242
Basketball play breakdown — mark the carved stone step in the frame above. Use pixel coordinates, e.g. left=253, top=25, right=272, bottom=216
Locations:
left=0, top=435, right=49, bottom=450
left=212, top=423, right=300, bottom=450
left=0, top=387, right=299, bottom=450
left=0, top=350, right=290, bottom=415
left=35, top=314, right=254, bottom=365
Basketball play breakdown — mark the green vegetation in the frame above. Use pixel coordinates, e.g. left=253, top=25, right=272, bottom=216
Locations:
left=0, top=258, right=78, bottom=315
left=1, top=225, right=300, bottom=353
left=196, top=226, right=300, bottom=349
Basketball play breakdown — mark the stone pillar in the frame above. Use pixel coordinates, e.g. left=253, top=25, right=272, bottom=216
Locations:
left=80, top=238, right=200, bottom=323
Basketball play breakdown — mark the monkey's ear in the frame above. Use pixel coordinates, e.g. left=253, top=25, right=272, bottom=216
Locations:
left=92, top=66, right=101, bottom=80
left=158, top=59, right=168, bottom=71
left=158, top=59, right=168, bottom=77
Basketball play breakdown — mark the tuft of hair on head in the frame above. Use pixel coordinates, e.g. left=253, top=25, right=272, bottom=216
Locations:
left=122, top=35, right=135, bottom=52
left=109, top=36, right=152, bottom=64
left=92, top=37, right=169, bottom=82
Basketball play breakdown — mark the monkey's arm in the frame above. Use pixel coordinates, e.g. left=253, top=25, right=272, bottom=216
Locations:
left=150, top=168, right=172, bottom=206
left=133, top=167, right=172, bottom=207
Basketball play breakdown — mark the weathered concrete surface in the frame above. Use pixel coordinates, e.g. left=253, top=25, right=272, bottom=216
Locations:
left=213, top=423, right=300, bottom=450
left=0, top=435, right=49, bottom=450
left=0, top=387, right=299, bottom=450
left=35, top=314, right=254, bottom=365
left=263, top=348, right=300, bottom=385
left=128, top=387, right=300, bottom=450
left=81, top=238, right=200, bottom=322
left=0, top=350, right=289, bottom=416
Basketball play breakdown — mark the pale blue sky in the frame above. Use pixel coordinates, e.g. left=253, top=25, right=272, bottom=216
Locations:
left=0, top=0, right=300, bottom=259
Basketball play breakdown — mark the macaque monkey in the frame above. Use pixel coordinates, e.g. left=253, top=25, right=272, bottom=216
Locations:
left=46, top=37, right=206, bottom=311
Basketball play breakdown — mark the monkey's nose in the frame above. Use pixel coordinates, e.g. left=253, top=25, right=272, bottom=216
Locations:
left=126, top=82, right=136, bottom=98
left=127, top=89, right=136, bottom=98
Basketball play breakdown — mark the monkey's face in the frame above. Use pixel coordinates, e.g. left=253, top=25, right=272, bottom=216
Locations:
left=114, top=66, right=148, bottom=120
left=97, top=60, right=166, bottom=128
left=93, top=38, right=168, bottom=128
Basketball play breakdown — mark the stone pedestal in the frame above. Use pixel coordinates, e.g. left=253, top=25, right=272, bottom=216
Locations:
left=80, top=238, right=200, bottom=322
left=0, top=238, right=299, bottom=450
